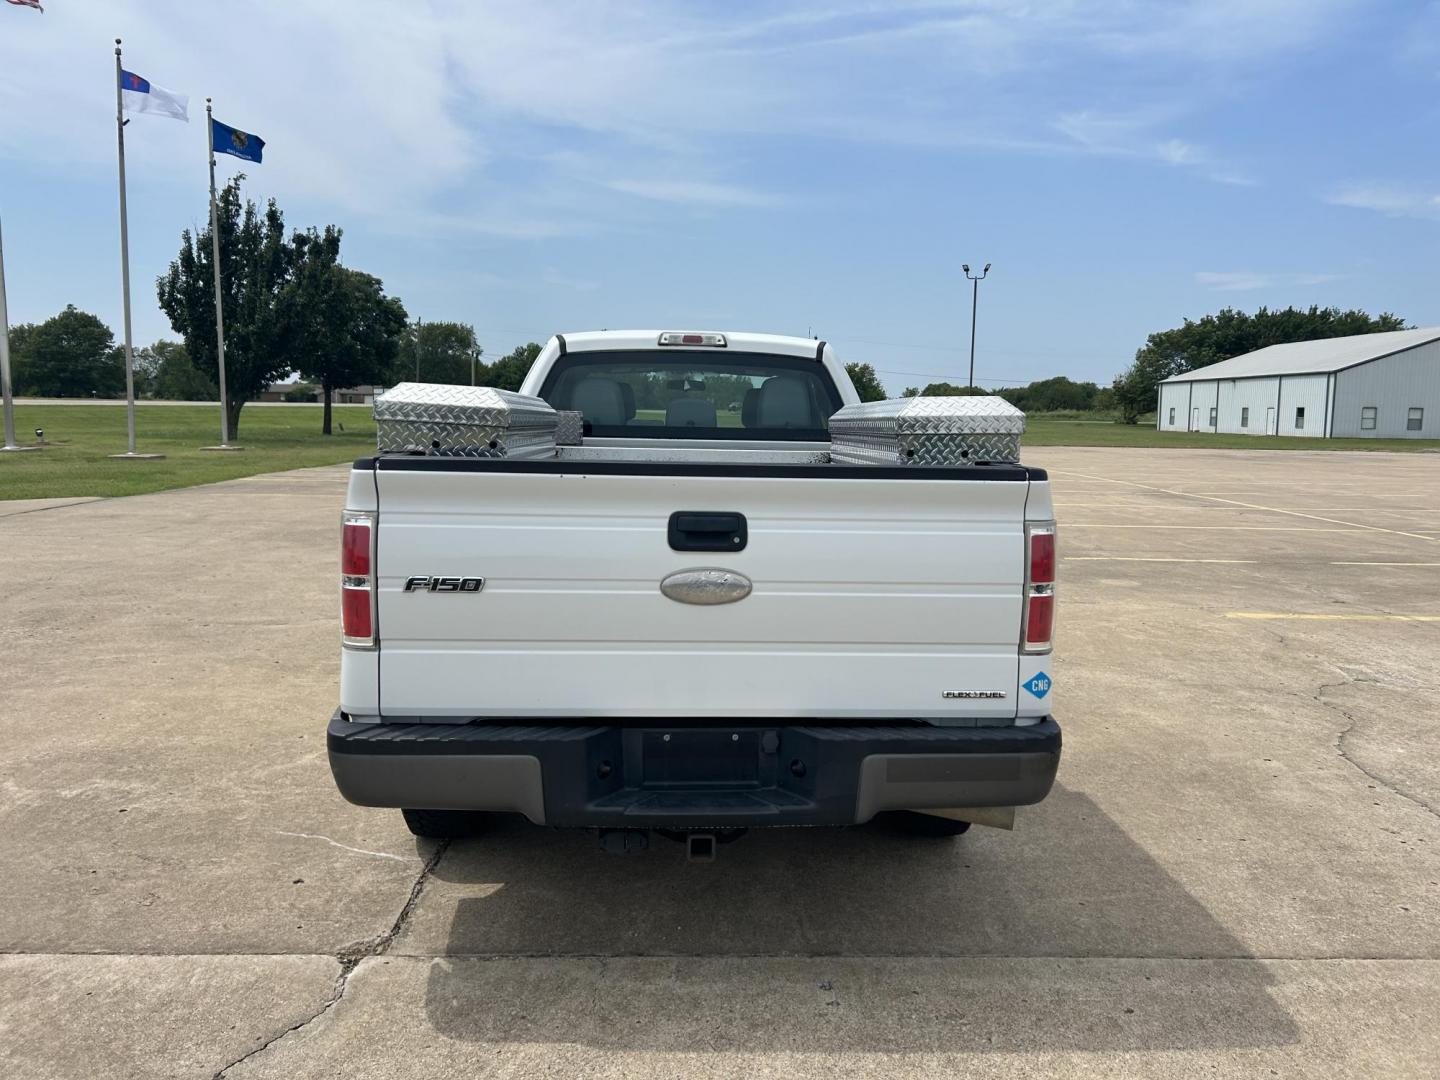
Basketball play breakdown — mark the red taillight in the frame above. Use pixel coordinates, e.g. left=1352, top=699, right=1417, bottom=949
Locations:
left=342, top=522, right=371, bottom=576
left=341, top=511, right=376, bottom=648
left=1029, top=531, right=1055, bottom=585
left=341, top=587, right=372, bottom=640
left=1021, top=522, right=1056, bottom=654
left=1025, top=593, right=1054, bottom=646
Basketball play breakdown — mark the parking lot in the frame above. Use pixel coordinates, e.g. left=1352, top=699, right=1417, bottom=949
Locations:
left=2, top=446, right=1437, bottom=1079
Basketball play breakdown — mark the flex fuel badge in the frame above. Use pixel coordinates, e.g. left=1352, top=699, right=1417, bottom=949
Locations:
left=1024, top=672, right=1052, bottom=699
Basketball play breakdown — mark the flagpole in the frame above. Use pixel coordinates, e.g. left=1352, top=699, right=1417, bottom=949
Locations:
left=203, top=97, right=238, bottom=451
left=109, top=40, right=161, bottom=461
left=0, top=211, right=38, bottom=453
left=113, top=40, right=138, bottom=455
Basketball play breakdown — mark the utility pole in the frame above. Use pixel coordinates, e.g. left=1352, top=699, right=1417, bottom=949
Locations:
left=414, top=317, right=423, bottom=381
left=963, top=262, right=990, bottom=391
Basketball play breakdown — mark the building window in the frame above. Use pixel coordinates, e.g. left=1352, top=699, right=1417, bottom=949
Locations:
left=1168, top=407, right=1175, bottom=425
left=1241, top=407, right=1249, bottom=428
left=1295, top=407, right=1305, bottom=430
left=1361, top=406, right=1377, bottom=430
left=1209, top=407, right=1217, bottom=426
left=1408, top=407, right=1424, bottom=431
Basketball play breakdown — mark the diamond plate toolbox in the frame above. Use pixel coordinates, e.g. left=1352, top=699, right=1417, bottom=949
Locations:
left=828, top=396, right=1025, bottom=465
left=374, top=383, right=560, bottom=457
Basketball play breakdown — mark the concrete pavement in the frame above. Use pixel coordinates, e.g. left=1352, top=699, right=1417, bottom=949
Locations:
left=1, top=449, right=1437, bottom=1078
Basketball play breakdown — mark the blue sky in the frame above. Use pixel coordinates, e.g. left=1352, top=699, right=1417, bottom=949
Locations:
left=2, top=1, right=1437, bottom=395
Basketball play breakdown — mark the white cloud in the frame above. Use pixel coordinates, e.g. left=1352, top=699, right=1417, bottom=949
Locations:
left=1195, top=271, right=1344, bottom=291
left=1053, top=112, right=1254, bottom=184
left=1155, top=139, right=1202, bottom=166
left=0, top=1, right=1367, bottom=225
left=1327, top=185, right=1440, bottom=220
left=606, top=179, right=779, bottom=208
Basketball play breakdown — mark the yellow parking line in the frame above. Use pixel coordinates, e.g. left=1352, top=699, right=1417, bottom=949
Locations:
left=1226, top=612, right=1440, bottom=622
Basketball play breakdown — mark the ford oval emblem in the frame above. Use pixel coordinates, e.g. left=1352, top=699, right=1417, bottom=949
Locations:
left=660, top=568, right=752, bottom=605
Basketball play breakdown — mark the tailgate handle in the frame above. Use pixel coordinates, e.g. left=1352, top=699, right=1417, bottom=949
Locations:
left=668, top=511, right=747, bottom=552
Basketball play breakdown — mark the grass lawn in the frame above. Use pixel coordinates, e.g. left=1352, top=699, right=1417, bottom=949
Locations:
left=0, top=403, right=375, bottom=500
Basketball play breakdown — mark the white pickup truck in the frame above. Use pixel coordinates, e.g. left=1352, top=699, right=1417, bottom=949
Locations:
left=327, top=331, right=1059, bottom=857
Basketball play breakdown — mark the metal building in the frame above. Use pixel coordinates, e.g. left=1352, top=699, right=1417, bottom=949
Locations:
left=1157, top=327, right=1440, bottom=438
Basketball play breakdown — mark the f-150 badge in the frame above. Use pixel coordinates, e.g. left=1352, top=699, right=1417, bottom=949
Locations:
left=660, top=568, right=752, bottom=605
left=403, top=576, right=485, bottom=593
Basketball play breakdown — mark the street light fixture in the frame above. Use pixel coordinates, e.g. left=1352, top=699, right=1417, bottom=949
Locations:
left=963, top=262, right=991, bottom=391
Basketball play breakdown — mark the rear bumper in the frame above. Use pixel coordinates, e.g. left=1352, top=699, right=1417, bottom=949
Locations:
left=327, top=712, right=1061, bottom=828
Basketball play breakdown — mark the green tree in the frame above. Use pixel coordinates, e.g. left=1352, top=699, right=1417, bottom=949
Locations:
left=145, top=340, right=217, bottom=401
left=912, top=382, right=989, bottom=397
left=401, top=320, right=483, bottom=386
left=844, top=362, right=887, bottom=402
left=11, top=305, right=124, bottom=398
left=156, top=176, right=295, bottom=439
left=482, top=342, right=542, bottom=391
left=284, top=226, right=409, bottom=434
left=997, top=376, right=1100, bottom=413
left=5, top=322, right=37, bottom=393
left=1112, top=305, right=1409, bottom=424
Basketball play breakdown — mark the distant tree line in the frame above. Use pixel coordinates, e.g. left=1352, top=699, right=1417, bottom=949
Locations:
left=898, top=376, right=1113, bottom=413
left=5, top=307, right=217, bottom=401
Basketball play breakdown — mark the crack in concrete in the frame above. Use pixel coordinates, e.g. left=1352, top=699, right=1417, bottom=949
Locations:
left=211, top=838, right=450, bottom=1079
left=0, top=498, right=105, bottom=521
left=1316, top=677, right=1439, bottom=822
left=1230, top=592, right=1438, bottom=822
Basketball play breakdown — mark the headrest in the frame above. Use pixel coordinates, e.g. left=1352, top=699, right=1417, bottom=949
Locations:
left=666, top=398, right=717, bottom=428
left=570, top=377, right=627, bottom=426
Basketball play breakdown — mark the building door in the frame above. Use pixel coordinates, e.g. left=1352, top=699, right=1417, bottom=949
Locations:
left=1190, top=408, right=1200, bottom=431
left=1264, top=407, right=1276, bottom=435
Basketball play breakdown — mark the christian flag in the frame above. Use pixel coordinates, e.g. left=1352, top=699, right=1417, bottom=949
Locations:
left=120, top=70, right=189, bottom=122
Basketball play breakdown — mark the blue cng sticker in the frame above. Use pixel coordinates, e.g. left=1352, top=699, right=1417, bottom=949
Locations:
left=1024, top=672, right=1052, bottom=699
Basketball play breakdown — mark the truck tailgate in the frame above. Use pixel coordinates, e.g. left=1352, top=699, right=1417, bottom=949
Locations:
left=373, top=465, right=1029, bottom=720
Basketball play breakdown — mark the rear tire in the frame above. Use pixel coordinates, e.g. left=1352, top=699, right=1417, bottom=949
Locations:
left=876, top=811, right=972, bottom=837
left=401, top=807, right=491, bottom=839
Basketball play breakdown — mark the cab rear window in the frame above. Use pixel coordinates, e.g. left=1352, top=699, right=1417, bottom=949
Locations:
left=538, top=351, right=841, bottom=441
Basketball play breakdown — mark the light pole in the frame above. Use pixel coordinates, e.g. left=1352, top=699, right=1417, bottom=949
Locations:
left=963, top=262, right=990, bottom=391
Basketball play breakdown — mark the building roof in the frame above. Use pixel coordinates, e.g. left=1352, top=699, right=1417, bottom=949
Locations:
left=1162, top=326, right=1440, bottom=383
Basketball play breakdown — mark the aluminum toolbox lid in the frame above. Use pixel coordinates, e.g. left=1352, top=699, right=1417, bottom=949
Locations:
left=374, top=382, right=558, bottom=429
left=828, top=394, right=1026, bottom=435
left=374, top=382, right=559, bottom=456
left=828, top=395, right=1026, bottom=465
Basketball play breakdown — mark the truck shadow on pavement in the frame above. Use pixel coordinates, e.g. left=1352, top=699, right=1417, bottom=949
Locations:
left=417, top=784, right=1299, bottom=1053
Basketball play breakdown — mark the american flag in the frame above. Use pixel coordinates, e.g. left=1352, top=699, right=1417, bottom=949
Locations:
left=5, top=0, right=45, bottom=11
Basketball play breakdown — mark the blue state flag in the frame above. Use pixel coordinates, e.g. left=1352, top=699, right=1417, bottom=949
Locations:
left=211, top=118, right=264, bottom=163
